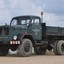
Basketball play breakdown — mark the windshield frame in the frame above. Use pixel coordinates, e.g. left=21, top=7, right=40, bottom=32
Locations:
left=10, top=16, right=31, bottom=26
left=10, top=16, right=41, bottom=26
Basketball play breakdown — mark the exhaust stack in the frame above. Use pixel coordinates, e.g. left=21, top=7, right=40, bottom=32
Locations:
left=41, top=11, right=43, bottom=23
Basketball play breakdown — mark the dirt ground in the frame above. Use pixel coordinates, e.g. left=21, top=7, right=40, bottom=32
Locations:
left=0, top=50, right=64, bottom=64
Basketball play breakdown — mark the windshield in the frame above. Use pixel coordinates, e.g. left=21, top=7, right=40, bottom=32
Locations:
left=10, top=19, right=17, bottom=26
left=10, top=17, right=30, bottom=26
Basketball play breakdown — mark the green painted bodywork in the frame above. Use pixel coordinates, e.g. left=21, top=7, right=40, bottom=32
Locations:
left=0, top=16, right=43, bottom=44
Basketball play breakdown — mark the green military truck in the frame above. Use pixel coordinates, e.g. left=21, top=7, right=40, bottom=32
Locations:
left=0, top=15, right=64, bottom=57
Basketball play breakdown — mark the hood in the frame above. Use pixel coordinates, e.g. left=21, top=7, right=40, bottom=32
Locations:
left=0, top=25, right=15, bottom=28
left=0, top=25, right=10, bottom=35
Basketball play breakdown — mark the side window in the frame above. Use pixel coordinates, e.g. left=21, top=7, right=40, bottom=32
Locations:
left=21, top=20, right=26, bottom=24
left=31, top=18, right=39, bottom=25
left=26, top=20, right=30, bottom=26
left=35, top=19, right=39, bottom=24
left=21, top=19, right=30, bottom=26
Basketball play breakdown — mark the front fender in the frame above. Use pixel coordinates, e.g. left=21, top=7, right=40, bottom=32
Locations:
left=17, top=33, right=32, bottom=40
left=17, top=33, right=35, bottom=46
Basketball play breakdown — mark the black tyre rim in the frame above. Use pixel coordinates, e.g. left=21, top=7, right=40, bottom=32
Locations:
left=24, top=43, right=30, bottom=52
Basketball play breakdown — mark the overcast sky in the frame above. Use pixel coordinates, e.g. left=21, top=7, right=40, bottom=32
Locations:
left=0, top=0, right=64, bottom=27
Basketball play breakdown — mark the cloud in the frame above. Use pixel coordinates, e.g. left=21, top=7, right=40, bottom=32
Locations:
left=33, top=0, right=64, bottom=15
left=43, top=12, right=64, bottom=27
left=5, top=0, right=42, bottom=16
left=0, top=0, right=5, bottom=9
left=32, top=0, right=64, bottom=27
left=0, top=0, right=64, bottom=27
left=0, top=0, right=42, bottom=25
left=0, top=1, right=12, bottom=25
left=0, top=10, right=12, bottom=25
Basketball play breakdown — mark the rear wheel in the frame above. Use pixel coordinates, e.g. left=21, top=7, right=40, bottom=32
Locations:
left=34, top=46, right=46, bottom=55
left=0, top=45, right=9, bottom=56
left=53, top=40, right=59, bottom=55
left=18, top=39, right=32, bottom=57
left=57, top=40, right=64, bottom=55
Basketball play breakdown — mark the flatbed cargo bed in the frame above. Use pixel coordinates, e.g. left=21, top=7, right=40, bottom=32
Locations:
left=46, top=26, right=64, bottom=36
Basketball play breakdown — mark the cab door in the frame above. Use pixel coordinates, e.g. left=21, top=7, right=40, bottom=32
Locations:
left=30, top=18, right=42, bottom=40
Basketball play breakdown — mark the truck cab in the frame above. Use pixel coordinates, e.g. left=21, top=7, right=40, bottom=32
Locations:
left=10, top=16, right=46, bottom=41
left=10, top=16, right=42, bottom=40
left=0, top=15, right=47, bottom=56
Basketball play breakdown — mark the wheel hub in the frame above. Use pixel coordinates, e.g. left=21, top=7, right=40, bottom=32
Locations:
left=24, top=43, right=30, bottom=52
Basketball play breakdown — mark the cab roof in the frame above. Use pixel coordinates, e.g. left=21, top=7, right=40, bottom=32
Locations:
left=12, top=15, right=41, bottom=19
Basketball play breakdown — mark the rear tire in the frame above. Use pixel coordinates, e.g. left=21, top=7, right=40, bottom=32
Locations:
left=57, top=40, right=64, bottom=55
left=34, top=46, right=46, bottom=55
left=53, top=41, right=59, bottom=55
left=18, top=39, right=32, bottom=57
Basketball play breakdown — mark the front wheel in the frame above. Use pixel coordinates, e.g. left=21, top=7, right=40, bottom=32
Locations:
left=18, top=39, right=33, bottom=57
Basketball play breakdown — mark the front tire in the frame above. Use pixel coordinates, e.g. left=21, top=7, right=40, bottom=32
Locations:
left=18, top=39, right=32, bottom=57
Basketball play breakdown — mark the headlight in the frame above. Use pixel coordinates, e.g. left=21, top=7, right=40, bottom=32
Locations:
left=13, top=36, right=17, bottom=40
